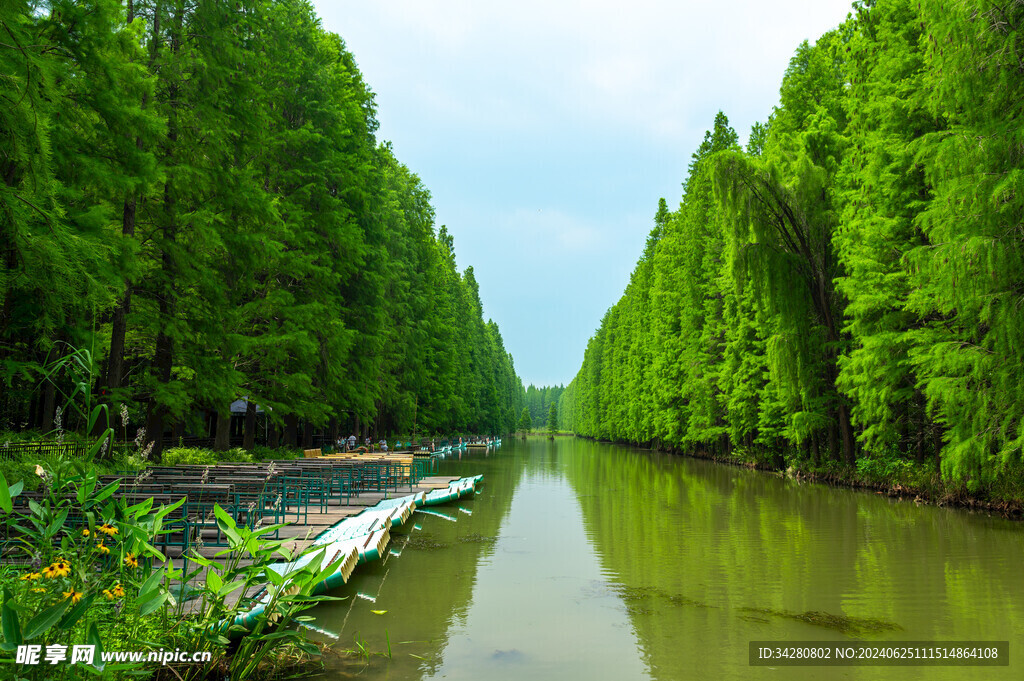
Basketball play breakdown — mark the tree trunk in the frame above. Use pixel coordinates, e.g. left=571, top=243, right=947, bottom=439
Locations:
left=243, top=400, right=257, bottom=450
left=302, top=421, right=313, bottom=449
left=284, top=414, right=298, bottom=447
left=214, top=408, right=231, bottom=451
left=41, top=379, right=56, bottom=434
left=145, top=312, right=173, bottom=462
left=838, top=401, right=855, bottom=466
left=328, top=416, right=339, bottom=444
left=106, top=195, right=135, bottom=392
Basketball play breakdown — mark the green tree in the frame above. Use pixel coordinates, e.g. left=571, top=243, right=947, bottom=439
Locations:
left=546, top=403, right=558, bottom=436
left=518, top=407, right=532, bottom=433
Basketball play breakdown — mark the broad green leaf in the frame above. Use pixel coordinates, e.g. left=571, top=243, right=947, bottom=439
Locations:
left=138, top=591, right=170, bottom=617
left=87, top=621, right=105, bottom=671
left=138, top=565, right=165, bottom=600
left=1, top=599, right=22, bottom=649
left=58, top=593, right=95, bottom=630
left=24, top=599, right=72, bottom=640
left=206, top=570, right=223, bottom=594
left=0, top=472, right=11, bottom=514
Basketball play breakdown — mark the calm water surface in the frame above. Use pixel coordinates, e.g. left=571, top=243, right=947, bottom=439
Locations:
left=308, top=437, right=1024, bottom=680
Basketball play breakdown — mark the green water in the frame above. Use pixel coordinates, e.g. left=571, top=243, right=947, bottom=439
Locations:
left=308, top=437, right=1024, bottom=680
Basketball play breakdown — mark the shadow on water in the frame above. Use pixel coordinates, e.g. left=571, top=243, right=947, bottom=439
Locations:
left=308, top=437, right=1024, bottom=681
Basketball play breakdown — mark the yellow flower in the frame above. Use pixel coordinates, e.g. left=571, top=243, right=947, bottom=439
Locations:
left=42, top=560, right=71, bottom=579
left=124, top=552, right=138, bottom=569
left=102, top=589, right=115, bottom=600
left=63, top=590, right=83, bottom=604
left=81, top=529, right=90, bottom=537
left=20, top=572, right=41, bottom=581
left=96, top=542, right=110, bottom=555
left=112, top=583, right=125, bottom=598
left=30, top=588, right=46, bottom=594
left=98, top=523, right=118, bottom=537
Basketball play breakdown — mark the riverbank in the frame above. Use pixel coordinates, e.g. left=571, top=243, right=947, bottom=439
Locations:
left=574, top=435, right=1024, bottom=519
left=0, top=438, right=488, bottom=680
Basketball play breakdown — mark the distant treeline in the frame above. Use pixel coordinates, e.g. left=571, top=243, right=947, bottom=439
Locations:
left=524, top=384, right=565, bottom=428
left=0, top=1, right=524, bottom=457
left=560, top=0, right=1023, bottom=488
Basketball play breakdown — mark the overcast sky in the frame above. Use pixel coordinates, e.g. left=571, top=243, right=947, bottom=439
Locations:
left=312, top=0, right=855, bottom=388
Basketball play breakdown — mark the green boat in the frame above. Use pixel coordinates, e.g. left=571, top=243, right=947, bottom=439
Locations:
left=224, top=475, right=482, bottom=635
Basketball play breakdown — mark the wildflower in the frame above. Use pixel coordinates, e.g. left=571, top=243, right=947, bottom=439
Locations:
left=96, top=542, right=110, bottom=555
left=20, top=572, right=41, bottom=581
left=120, top=403, right=130, bottom=428
left=82, top=529, right=90, bottom=537
left=43, top=560, right=71, bottom=579
left=134, top=427, right=146, bottom=449
left=35, top=465, right=46, bottom=478
left=98, top=523, right=118, bottom=537
left=30, top=588, right=45, bottom=594
left=54, top=406, right=64, bottom=443
left=102, top=583, right=124, bottom=601
left=124, top=552, right=138, bottom=569
left=63, top=590, right=83, bottom=604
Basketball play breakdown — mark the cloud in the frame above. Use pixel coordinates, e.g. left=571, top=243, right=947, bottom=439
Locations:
left=314, top=0, right=856, bottom=385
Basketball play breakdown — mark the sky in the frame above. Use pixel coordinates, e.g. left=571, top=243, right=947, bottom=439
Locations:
left=312, top=0, right=856, bottom=388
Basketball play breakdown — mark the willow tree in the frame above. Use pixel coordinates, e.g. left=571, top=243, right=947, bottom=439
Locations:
left=713, top=32, right=856, bottom=465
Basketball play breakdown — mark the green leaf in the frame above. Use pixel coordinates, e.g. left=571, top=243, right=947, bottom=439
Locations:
left=218, top=580, right=245, bottom=598
left=7, top=481, right=23, bottom=499
left=0, top=472, right=11, bottom=514
left=138, top=565, right=165, bottom=600
left=125, top=497, right=154, bottom=517
left=48, top=507, right=69, bottom=537
left=92, top=480, right=120, bottom=505
left=77, top=469, right=97, bottom=504
left=213, top=503, right=236, bottom=531
left=1, top=599, right=23, bottom=650
left=214, top=504, right=241, bottom=545
left=58, top=593, right=95, bottom=630
left=138, top=592, right=170, bottom=617
left=206, top=570, right=223, bottom=594
left=24, top=598, right=72, bottom=640
left=87, top=621, right=105, bottom=671
left=155, top=495, right=186, bottom=520
left=264, top=568, right=284, bottom=587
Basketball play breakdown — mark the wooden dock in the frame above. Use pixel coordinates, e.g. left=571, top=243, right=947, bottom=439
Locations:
left=167, top=475, right=466, bottom=609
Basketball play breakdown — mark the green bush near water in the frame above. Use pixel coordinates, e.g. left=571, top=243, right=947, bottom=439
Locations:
left=161, top=446, right=302, bottom=467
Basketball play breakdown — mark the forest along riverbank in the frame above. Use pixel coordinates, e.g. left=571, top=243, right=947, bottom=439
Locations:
left=306, top=437, right=1024, bottom=681
left=571, top=435, right=1024, bottom=520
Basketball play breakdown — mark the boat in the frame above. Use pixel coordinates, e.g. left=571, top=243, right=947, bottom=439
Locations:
left=224, top=475, right=481, bottom=634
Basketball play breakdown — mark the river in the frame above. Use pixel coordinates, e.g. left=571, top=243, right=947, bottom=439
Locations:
left=308, top=436, right=1023, bottom=680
